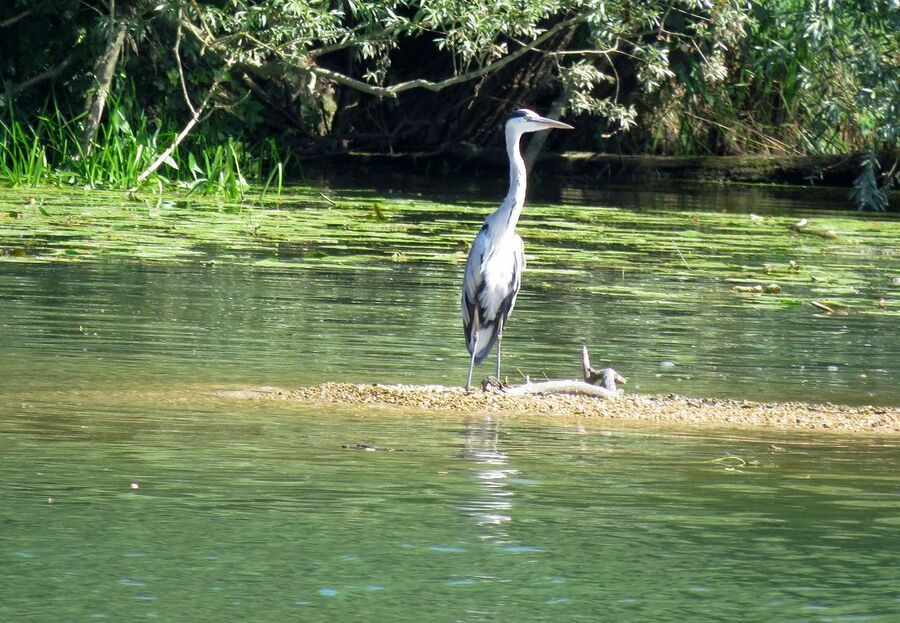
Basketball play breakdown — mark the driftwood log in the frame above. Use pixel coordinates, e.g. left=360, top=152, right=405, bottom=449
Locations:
left=788, top=218, right=840, bottom=239
left=481, top=345, right=626, bottom=400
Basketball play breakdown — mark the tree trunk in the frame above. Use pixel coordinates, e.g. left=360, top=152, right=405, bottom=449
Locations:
left=80, top=16, right=129, bottom=156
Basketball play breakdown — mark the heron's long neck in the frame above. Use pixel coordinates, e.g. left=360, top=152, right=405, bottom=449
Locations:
left=497, top=127, right=527, bottom=233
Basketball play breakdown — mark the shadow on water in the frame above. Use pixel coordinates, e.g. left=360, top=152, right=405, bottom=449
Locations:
left=314, top=171, right=887, bottom=215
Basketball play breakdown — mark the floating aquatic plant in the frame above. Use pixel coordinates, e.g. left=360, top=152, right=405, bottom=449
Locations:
left=0, top=185, right=897, bottom=318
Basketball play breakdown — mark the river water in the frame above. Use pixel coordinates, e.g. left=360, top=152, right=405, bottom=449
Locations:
left=1, top=182, right=899, bottom=621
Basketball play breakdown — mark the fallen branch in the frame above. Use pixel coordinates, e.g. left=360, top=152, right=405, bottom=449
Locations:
left=505, top=380, right=620, bottom=399
left=788, top=219, right=839, bottom=239
left=494, top=345, right=625, bottom=399
left=225, top=383, right=900, bottom=434
left=582, top=345, right=627, bottom=389
left=732, top=283, right=782, bottom=294
left=81, top=11, right=130, bottom=155
left=810, top=300, right=848, bottom=315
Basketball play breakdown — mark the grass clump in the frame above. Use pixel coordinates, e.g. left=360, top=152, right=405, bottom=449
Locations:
left=0, top=94, right=290, bottom=199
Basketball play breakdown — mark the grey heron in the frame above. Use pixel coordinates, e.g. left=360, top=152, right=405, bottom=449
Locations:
left=461, top=109, right=573, bottom=391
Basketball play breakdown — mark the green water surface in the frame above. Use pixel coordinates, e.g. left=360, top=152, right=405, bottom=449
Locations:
left=3, top=401, right=900, bottom=622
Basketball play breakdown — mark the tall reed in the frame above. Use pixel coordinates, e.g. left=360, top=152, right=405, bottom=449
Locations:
left=0, top=94, right=290, bottom=198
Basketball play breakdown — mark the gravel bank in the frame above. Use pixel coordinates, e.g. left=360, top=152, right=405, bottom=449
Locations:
left=221, top=383, right=900, bottom=435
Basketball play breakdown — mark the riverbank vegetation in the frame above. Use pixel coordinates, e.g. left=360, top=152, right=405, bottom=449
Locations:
left=1, top=1, right=898, bottom=206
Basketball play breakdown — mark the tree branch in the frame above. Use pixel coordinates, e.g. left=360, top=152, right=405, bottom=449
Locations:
left=181, top=13, right=587, bottom=99
left=174, top=11, right=197, bottom=116
left=0, top=0, right=50, bottom=29
left=12, top=54, right=74, bottom=96
left=306, top=15, right=586, bottom=97
left=136, top=79, right=220, bottom=183
left=237, top=71, right=308, bottom=130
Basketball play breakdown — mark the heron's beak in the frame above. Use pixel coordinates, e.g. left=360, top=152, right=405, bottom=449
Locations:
left=534, top=115, right=574, bottom=130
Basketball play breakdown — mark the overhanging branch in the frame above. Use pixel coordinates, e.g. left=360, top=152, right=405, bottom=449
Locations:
left=12, top=54, right=74, bottom=96
left=0, top=0, right=51, bottom=29
left=181, top=13, right=586, bottom=99
left=307, top=16, right=585, bottom=97
left=136, top=78, right=221, bottom=183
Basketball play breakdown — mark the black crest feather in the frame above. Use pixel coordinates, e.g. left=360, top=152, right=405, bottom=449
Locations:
left=506, top=109, right=531, bottom=122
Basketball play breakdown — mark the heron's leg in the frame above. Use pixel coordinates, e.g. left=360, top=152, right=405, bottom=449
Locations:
left=496, top=318, right=504, bottom=380
left=466, top=348, right=476, bottom=392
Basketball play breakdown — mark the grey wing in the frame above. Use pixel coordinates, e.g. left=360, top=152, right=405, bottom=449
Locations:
left=462, top=230, right=524, bottom=361
left=461, top=228, right=490, bottom=345
left=506, top=234, right=525, bottom=315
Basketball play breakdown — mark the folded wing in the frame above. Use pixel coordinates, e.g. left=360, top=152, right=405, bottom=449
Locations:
left=461, top=229, right=524, bottom=364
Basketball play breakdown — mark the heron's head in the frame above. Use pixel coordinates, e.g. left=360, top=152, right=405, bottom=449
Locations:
left=505, top=108, right=574, bottom=134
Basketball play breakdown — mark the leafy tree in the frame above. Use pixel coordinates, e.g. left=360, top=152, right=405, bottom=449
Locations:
left=0, top=0, right=897, bottom=200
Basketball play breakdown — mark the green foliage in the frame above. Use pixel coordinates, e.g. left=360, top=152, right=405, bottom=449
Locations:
left=0, top=0, right=897, bottom=196
left=0, top=93, right=289, bottom=198
left=638, top=0, right=899, bottom=156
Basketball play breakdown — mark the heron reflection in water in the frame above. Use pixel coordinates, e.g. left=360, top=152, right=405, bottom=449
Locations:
left=461, top=109, right=573, bottom=390
left=461, top=418, right=517, bottom=531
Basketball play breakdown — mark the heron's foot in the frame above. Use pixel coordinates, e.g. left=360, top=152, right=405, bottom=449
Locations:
left=481, top=376, right=508, bottom=392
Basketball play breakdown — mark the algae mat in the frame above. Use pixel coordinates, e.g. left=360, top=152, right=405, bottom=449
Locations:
left=1, top=185, right=898, bottom=322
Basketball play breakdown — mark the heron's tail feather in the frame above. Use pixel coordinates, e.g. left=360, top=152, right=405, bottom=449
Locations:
left=467, top=323, right=500, bottom=365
